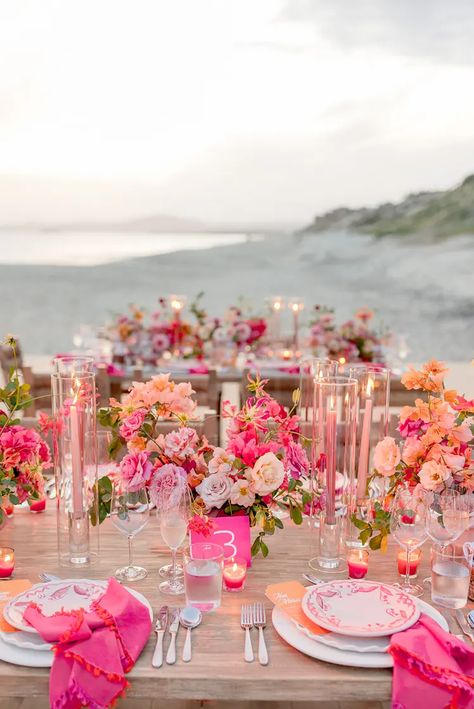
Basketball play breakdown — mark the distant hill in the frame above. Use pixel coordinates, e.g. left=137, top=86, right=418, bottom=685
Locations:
left=301, top=174, right=474, bottom=239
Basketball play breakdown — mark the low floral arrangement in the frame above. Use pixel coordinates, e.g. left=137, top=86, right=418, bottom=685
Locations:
left=309, top=306, right=388, bottom=363
left=212, top=306, right=267, bottom=350
left=353, top=360, right=474, bottom=549
left=99, top=373, right=310, bottom=556
left=0, top=338, right=51, bottom=522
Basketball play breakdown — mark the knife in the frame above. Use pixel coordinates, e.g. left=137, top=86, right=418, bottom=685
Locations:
left=455, top=610, right=474, bottom=645
left=152, top=605, right=169, bottom=668
left=166, top=609, right=180, bottom=665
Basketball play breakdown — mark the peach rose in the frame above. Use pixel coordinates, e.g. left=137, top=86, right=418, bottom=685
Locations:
left=373, top=437, right=400, bottom=477
left=418, top=460, right=450, bottom=492
left=250, top=452, right=285, bottom=494
left=402, top=438, right=425, bottom=467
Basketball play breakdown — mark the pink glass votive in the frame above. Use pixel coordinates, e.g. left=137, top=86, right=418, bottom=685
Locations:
left=223, top=557, right=247, bottom=592
left=2, top=502, right=14, bottom=517
left=397, top=549, right=421, bottom=578
left=347, top=549, right=369, bottom=579
left=0, top=547, right=14, bottom=578
left=29, top=497, right=46, bottom=513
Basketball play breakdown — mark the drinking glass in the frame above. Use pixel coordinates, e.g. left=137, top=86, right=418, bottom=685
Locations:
left=391, top=487, right=428, bottom=596
left=157, top=481, right=190, bottom=595
left=184, top=543, right=224, bottom=611
left=110, top=483, right=150, bottom=581
left=424, top=489, right=464, bottom=548
left=431, top=544, right=473, bottom=609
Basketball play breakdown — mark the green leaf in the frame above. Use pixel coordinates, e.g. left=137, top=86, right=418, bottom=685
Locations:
left=359, top=528, right=372, bottom=546
left=251, top=536, right=262, bottom=557
left=274, top=517, right=284, bottom=529
left=9, top=494, right=19, bottom=505
left=369, top=534, right=384, bottom=551
left=260, top=540, right=269, bottom=558
left=351, top=514, right=370, bottom=531
left=290, top=504, right=303, bottom=525
left=287, top=478, right=297, bottom=493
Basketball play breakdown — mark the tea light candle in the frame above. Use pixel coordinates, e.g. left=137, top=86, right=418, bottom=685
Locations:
left=0, top=547, right=14, bottom=578
left=29, top=497, right=46, bottom=513
left=223, top=557, right=247, bottom=592
left=347, top=549, right=369, bottom=579
left=397, top=549, right=421, bottom=578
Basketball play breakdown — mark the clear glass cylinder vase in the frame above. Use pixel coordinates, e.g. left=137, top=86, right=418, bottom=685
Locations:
left=309, top=376, right=358, bottom=576
left=346, top=365, right=390, bottom=546
left=51, top=357, right=99, bottom=566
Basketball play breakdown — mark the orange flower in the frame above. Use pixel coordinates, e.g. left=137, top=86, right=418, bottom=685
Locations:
left=127, top=435, right=146, bottom=453
left=401, top=369, right=426, bottom=390
left=401, top=360, right=448, bottom=394
left=187, top=471, right=205, bottom=488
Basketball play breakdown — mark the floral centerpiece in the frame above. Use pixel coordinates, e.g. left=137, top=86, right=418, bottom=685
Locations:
left=99, top=373, right=310, bottom=556
left=310, top=306, right=388, bottom=363
left=0, top=338, right=51, bottom=522
left=353, top=360, right=474, bottom=549
left=213, top=306, right=267, bottom=351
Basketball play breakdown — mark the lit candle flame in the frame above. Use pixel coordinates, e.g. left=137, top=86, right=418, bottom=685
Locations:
left=366, top=376, right=374, bottom=397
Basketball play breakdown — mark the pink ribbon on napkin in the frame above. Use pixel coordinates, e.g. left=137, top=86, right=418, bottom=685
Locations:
left=23, top=578, right=151, bottom=709
left=389, top=613, right=474, bottom=709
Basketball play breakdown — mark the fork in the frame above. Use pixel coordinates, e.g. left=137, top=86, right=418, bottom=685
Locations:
left=253, top=603, right=268, bottom=665
left=240, top=605, right=254, bottom=662
left=38, top=572, right=61, bottom=582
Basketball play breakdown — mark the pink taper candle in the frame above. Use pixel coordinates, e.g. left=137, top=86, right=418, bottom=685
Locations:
left=356, top=377, right=373, bottom=501
left=326, top=400, right=337, bottom=525
left=70, top=382, right=83, bottom=516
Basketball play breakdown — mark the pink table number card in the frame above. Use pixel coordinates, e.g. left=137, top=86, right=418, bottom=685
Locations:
left=190, top=516, right=252, bottom=567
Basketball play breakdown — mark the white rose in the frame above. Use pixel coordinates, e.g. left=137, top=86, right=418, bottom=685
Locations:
left=230, top=474, right=255, bottom=508
left=251, top=452, right=285, bottom=495
left=196, top=472, right=232, bottom=509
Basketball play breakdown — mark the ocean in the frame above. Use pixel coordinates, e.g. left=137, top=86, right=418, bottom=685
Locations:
left=0, top=232, right=252, bottom=265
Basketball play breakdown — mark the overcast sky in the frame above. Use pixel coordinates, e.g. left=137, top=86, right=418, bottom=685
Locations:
left=1, top=0, right=474, bottom=224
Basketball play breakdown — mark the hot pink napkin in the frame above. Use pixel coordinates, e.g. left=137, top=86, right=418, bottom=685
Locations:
left=389, top=613, right=474, bottom=709
left=188, top=365, right=209, bottom=374
left=23, top=578, right=151, bottom=709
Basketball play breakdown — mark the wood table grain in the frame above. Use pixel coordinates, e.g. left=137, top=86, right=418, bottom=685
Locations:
left=0, top=506, right=471, bottom=703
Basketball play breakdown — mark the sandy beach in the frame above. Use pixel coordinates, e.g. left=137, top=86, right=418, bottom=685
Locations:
left=0, top=230, right=473, bottom=360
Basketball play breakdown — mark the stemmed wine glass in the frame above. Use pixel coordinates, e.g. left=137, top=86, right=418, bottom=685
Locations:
left=424, top=489, right=464, bottom=548
left=110, top=483, right=150, bottom=582
left=391, top=487, right=428, bottom=597
left=156, top=479, right=191, bottom=595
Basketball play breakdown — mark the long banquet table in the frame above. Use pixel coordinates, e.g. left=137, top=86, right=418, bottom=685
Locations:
left=0, top=506, right=471, bottom=706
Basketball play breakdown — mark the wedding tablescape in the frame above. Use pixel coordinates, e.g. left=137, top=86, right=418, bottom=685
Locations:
left=0, top=343, right=473, bottom=708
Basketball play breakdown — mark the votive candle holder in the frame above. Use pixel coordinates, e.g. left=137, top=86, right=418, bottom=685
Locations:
left=223, top=557, right=247, bottom=592
left=0, top=547, right=14, bottom=578
left=347, top=548, right=369, bottom=579
left=397, top=548, right=421, bottom=579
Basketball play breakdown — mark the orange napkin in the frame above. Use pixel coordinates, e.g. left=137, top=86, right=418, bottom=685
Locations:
left=265, top=580, right=328, bottom=635
left=0, top=579, right=32, bottom=632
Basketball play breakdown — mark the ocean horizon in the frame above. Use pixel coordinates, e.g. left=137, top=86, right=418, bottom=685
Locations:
left=0, top=231, right=256, bottom=266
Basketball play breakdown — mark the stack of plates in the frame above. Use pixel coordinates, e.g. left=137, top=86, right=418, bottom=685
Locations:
left=0, top=579, right=152, bottom=667
left=272, top=579, right=448, bottom=668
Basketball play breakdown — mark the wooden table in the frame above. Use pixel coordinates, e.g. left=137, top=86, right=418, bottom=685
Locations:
left=0, top=507, right=471, bottom=705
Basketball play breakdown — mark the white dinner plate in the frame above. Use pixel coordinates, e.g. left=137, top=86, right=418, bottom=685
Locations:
left=3, top=580, right=152, bottom=635
left=293, top=597, right=448, bottom=655
left=0, top=630, right=52, bottom=652
left=302, top=580, right=419, bottom=637
left=274, top=597, right=448, bottom=668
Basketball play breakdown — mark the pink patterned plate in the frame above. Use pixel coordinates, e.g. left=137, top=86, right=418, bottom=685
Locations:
left=302, top=581, right=419, bottom=637
left=3, top=579, right=107, bottom=634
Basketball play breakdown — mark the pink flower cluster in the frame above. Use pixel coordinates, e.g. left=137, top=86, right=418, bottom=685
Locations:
left=0, top=424, right=51, bottom=503
left=372, top=361, right=474, bottom=493
left=310, top=307, right=386, bottom=363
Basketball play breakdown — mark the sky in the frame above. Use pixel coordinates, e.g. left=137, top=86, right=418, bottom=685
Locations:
left=1, top=0, right=474, bottom=225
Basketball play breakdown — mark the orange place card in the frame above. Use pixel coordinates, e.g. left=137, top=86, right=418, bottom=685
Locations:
left=265, top=580, right=328, bottom=635
left=0, top=579, right=32, bottom=632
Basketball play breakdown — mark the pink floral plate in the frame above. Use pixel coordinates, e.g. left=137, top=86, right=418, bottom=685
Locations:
left=3, top=579, right=107, bottom=634
left=302, top=580, right=420, bottom=637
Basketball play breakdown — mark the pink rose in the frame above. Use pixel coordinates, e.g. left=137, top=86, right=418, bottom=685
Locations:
left=149, top=463, right=187, bottom=509
left=163, top=427, right=198, bottom=459
left=373, top=437, right=400, bottom=477
left=119, top=409, right=147, bottom=441
left=121, top=451, right=153, bottom=491
left=402, top=438, right=425, bottom=467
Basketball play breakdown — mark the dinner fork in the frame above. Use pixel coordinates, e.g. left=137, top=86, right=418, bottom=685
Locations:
left=240, top=605, right=254, bottom=662
left=253, top=603, right=268, bottom=666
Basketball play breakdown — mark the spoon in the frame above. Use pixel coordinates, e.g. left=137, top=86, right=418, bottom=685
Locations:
left=179, top=606, right=202, bottom=662
left=467, top=611, right=474, bottom=630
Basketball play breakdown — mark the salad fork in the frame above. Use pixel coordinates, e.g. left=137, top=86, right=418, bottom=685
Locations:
left=240, top=605, right=254, bottom=662
left=253, top=603, right=268, bottom=665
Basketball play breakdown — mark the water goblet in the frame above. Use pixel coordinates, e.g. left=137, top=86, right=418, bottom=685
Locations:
left=424, top=489, right=464, bottom=548
left=391, top=487, right=428, bottom=597
left=110, top=483, right=150, bottom=582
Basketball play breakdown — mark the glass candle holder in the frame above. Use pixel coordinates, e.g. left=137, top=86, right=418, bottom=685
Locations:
left=0, top=547, right=14, bottom=578
left=347, top=548, right=369, bottom=579
left=397, top=548, right=421, bottom=579
left=223, top=557, right=247, bottom=592
left=29, top=496, right=46, bottom=513
left=52, top=357, right=99, bottom=567
left=309, top=376, right=358, bottom=576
